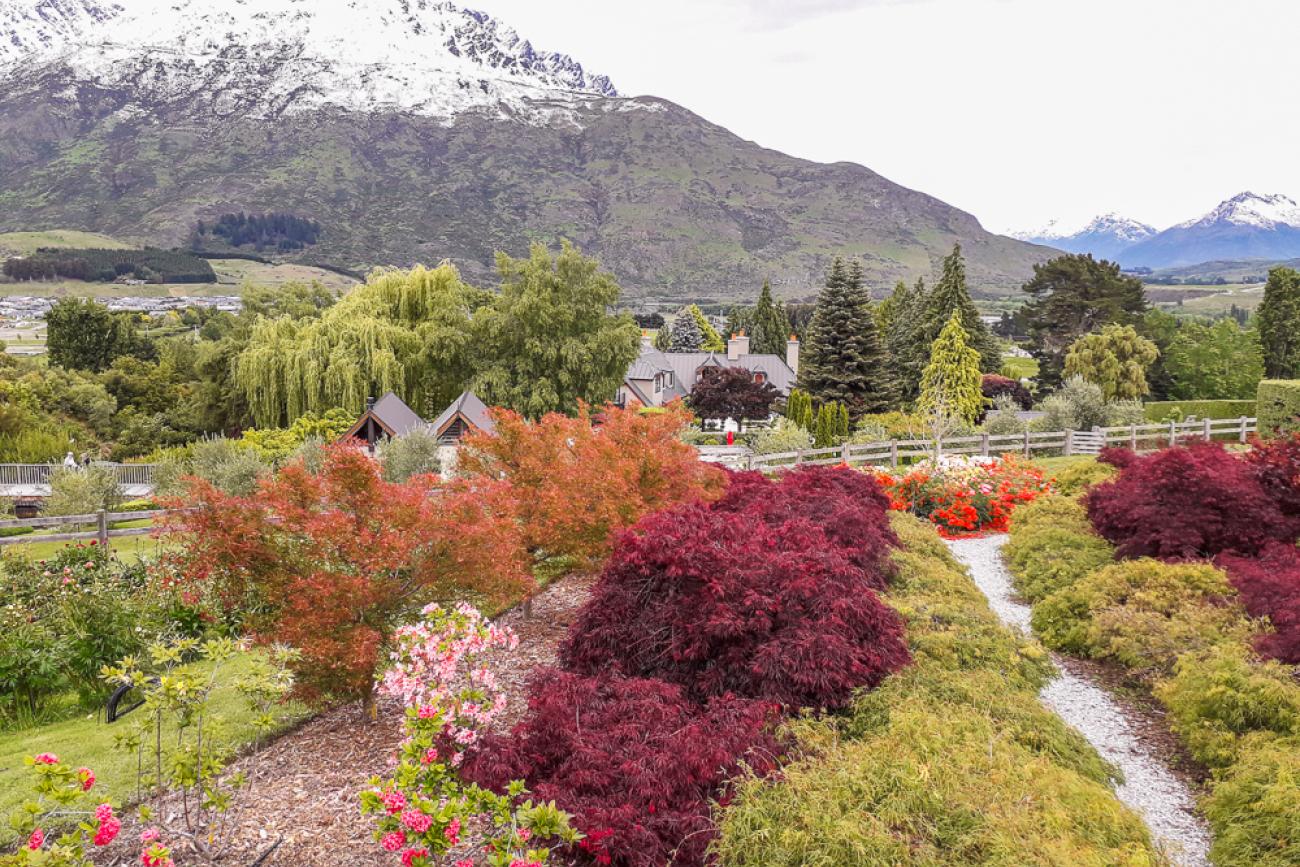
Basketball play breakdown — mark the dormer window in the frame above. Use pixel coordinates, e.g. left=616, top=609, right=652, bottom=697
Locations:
left=754, top=372, right=767, bottom=384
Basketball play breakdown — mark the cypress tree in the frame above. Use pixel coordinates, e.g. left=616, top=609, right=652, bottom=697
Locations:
left=918, top=310, right=985, bottom=427
left=686, top=304, right=725, bottom=352
left=1257, top=266, right=1300, bottom=378
left=919, top=244, right=1001, bottom=374
left=800, top=257, right=895, bottom=419
left=750, top=281, right=792, bottom=356
left=785, top=388, right=814, bottom=430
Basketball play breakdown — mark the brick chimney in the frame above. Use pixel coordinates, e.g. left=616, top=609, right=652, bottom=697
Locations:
left=641, top=329, right=653, bottom=347
left=727, top=330, right=750, bottom=361
left=786, top=334, right=799, bottom=375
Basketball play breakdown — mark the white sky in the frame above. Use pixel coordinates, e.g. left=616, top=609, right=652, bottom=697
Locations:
left=481, top=0, right=1300, bottom=234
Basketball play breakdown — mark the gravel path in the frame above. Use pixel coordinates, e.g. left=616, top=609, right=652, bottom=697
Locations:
left=946, top=535, right=1212, bottom=867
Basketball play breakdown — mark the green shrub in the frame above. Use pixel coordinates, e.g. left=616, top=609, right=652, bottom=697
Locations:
left=1155, top=644, right=1300, bottom=769
left=1032, top=560, right=1254, bottom=680
left=714, top=514, right=1157, bottom=866
left=749, top=417, right=812, bottom=454
left=380, top=429, right=443, bottom=482
left=1204, top=735, right=1300, bottom=867
left=850, top=411, right=937, bottom=443
left=45, top=465, right=122, bottom=517
left=188, top=438, right=268, bottom=496
left=1008, top=493, right=1093, bottom=536
left=980, top=394, right=1029, bottom=435
left=1256, top=380, right=1300, bottom=434
left=1143, top=400, right=1257, bottom=423
left=1050, top=458, right=1118, bottom=495
left=1004, top=526, right=1116, bottom=603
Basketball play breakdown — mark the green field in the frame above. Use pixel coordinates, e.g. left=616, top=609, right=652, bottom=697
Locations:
left=1000, top=355, right=1038, bottom=380
left=1144, top=282, right=1265, bottom=314
left=0, top=258, right=358, bottom=299
left=0, top=230, right=134, bottom=256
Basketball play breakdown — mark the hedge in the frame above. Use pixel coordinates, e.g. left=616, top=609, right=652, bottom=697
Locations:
left=714, top=514, right=1161, bottom=866
left=1256, top=380, right=1300, bottom=434
left=1142, top=400, right=1256, bottom=422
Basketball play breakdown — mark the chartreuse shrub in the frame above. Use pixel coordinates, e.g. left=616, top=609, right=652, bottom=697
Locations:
left=1051, top=457, right=1118, bottom=496
left=713, top=514, right=1160, bottom=866
left=1004, top=496, right=1116, bottom=602
left=1203, top=736, right=1300, bottom=867
left=1032, top=560, right=1254, bottom=682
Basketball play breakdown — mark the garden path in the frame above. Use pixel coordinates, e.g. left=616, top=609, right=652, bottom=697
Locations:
left=946, top=535, right=1212, bottom=867
left=93, top=572, right=597, bottom=867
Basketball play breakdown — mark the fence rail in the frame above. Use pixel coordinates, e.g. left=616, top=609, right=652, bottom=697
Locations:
left=0, top=509, right=169, bottom=547
left=746, top=417, right=1258, bottom=471
left=0, top=463, right=158, bottom=489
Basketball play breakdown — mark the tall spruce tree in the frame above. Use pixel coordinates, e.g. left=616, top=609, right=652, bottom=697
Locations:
left=666, top=308, right=704, bottom=351
left=799, top=257, right=895, bottom=419
left=885, top=277, right=930, bottom=400
left=1257, top=266, right=1300, bottom=378
left=750, top=281, right=792, bottom=356
left=918, top=244, right=1001, bottom=374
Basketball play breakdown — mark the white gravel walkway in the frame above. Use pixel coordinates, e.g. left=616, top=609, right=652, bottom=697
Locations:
left=946, top=534, right=1212, bottom=867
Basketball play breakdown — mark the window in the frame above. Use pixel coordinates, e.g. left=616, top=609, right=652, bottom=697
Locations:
left=655, top=374, right=662, bottom=393
left=754, top=372, right=767, bottom=383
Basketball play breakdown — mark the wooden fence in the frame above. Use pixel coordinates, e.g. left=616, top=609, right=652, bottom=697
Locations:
left=746, top=416, right=1258, bottom=471
left=0, top=509, right=168, bottom=547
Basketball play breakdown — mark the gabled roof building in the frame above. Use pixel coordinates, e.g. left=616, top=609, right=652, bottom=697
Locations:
left=618, top=332, right=799, bottom=409
left=341, top=390, right=496, bottom=449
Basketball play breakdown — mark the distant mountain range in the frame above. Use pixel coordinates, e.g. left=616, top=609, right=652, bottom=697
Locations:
left=1014, top=193, right=1300, bottom=271
left=0, top=0, right=1053, bottom=300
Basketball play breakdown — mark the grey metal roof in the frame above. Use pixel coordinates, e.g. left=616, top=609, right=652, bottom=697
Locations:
left=367, top=391, right=427, bottom=437
left=430, top=390, right=496, bottom=437
left=624, top=348, right=796, bottom=398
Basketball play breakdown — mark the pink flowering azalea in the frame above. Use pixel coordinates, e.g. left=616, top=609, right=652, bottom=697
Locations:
left=27, top=829, right=44, bottom=850
left=94, top=816, right=122, bottom=846
left=380, top=790, right=407, bottom=815
left=444, top=816, right=461, bottom=845
left=400, top=809, right=432, bottom=834
left=140, top=828, right=161, bottom=843
left=33, top=753, right=58, bottom=765
left=401, top=848, right=430, bottom=867
left=381, top=831, right=407, bottom=852
left=94, top=803, right=114, bottom=822
left=77, top=766, right=96, bottom=791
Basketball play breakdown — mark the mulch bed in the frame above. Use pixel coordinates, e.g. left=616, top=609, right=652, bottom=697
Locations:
left=93, top=573, right=596, bottom=866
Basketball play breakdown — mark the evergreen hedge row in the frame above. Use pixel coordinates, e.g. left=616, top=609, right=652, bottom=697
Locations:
left=1142, top=399, right=1256, bottom=422
left=1256, top=380, right=1300, bottom=433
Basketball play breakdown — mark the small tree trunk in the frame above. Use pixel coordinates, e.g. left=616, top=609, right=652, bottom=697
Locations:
left=363, top=683, right=378, bottom=721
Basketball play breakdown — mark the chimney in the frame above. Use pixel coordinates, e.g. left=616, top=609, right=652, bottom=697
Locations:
left=366, top=396, right=376, bottom=411
left=727, top=330, right=750, bottom=361
left=641, top=329, right=653, bottom=347
left=786, top=334, right=799, bottom=375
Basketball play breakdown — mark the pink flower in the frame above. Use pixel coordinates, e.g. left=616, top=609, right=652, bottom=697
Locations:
left=444, top=817, right=461, bottom=845
left=400, top=809, right=432, bottom=834
left=380, top=790, right=407, bottom=815
left=455, top=861, right=474, bottom=867
left=417, top=705, right=437, bottom=719
left=85, top=561, right=96, bottom=569
left=77, top=766, right=96, bottom=791
left=518, top=828, right=531, bottom=842
left=94, top=816, right=122, bottom=846
left=420, top=747, right=438, bottom=765
left=94, top=803, right=114, bottom=822
left=140, top=828, right=161, bottom=843
left=33, top=753, right=58, bottom=765
left=381, top=831, right=407, bottom=852
left=401, top=848, right=430, bottom=867
left=27, top=829, right=44, bottom=850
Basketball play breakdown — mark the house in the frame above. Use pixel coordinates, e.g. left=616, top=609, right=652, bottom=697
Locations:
left=340, top=390, right=497, bottom=451
left=617, top=332, right=800, bottom=409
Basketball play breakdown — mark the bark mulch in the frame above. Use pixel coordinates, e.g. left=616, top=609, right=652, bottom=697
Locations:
left=93, top=573, right=596, bottom=867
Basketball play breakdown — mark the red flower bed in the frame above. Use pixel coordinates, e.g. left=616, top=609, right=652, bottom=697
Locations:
left=461, top=670, right=784, bottom=867
left=1085, top=441, right=1292, bottom=560
left=874, top=454, right=1051, bottom=537
left=1217, top=542, right=1300, bottom=664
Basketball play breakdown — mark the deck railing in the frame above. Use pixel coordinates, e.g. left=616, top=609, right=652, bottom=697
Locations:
left=0, top=463, right=157, bottom=489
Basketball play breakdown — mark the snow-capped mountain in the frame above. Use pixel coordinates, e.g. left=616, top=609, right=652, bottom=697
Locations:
left=1121, top=193, right=1300, bottom=269
left=0, top=0, right=618, bottom=120
left=1012, top=213, right=1157, bottom=261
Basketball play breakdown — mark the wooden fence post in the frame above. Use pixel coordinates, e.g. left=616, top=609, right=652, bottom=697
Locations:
left=1202, top=417, right=1212, bottom=441
left=1239, top=417, right=1249, bottom=444
left=795, top=449, right=805, bottom=467
left=1169, top=419, right=1177, bottom=447
left=840, top=441, right=851, bottom=464
left=890, top=440, right=899, bottom=468
left=1130, top=424, right=1137, bottom=450
left=1022, top=429, right=1030, bottom=458
left=1064, top=430, right=1074, bottom=456
left=96, top=510, right=109, bottom=550
left=980, top=433, right=990, bottom=456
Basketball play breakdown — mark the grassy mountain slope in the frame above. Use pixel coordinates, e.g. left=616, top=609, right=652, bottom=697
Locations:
left=0, top=71, right=1054, bottom=301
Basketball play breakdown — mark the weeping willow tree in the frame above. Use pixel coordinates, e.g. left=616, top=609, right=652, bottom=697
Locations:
left=234, top=263, right=479, bottom=427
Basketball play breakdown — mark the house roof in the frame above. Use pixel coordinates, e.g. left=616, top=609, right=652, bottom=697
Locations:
left=430, top=390, right=496, bottom=438
left=342, top=391, right=427, bottom=440
left=624, top=347, right=796, bottom=398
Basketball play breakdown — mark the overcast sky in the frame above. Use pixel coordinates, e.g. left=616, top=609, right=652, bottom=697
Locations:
left=482, top=0, right=1298, bottom=235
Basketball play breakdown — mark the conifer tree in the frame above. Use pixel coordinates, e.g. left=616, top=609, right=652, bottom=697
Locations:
left=686, top=305, right=725, bottom=352
left=813, top=403, right=836, bottom=447
left=800, top=257, right=895, bottom=419
left=785, top=388, right=814, bottom=430
left=918, top=310, right=985, bottom=427
left=1257, top=266, right=1300, bottom=378
left=884, top=277, right=930, bottom=400
left=918, top=244, right=1001, bottom=374
left=666, top=308, right=704, bottom=352
left=750, top=281, right=792, bottom=356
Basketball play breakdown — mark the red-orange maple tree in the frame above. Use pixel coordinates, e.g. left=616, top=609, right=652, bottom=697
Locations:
left=158, top=444, right=531, bottom=708
left=458, top=401, right=725, bottom=568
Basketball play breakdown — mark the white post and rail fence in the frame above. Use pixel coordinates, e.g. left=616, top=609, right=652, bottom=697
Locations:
left=711, top=416, right=1259, bottom=472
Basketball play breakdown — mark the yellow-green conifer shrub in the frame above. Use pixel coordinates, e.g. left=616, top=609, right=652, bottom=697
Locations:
left=713, top=514, right=1162, bottom=867
left=1004, top=526, right=1116, bottom=603
left=1031, top=560, right=1255, bottom=681
left=1203, top=735, right=1300, bottom=867
left=1007, top=493, right=1095, bottom=536
left=1052, top=458, right=1118, bottom=496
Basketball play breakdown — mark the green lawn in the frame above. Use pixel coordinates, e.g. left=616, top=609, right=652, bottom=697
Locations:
left=0, top=653, right=310, bottom=845
left=0, top=521, right=167, bottom=565
left=1000, top=356, right=1038, bottom=381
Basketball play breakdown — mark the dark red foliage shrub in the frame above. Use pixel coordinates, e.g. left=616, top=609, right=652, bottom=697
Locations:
left=1085, top=441, right=1292, bottom=560
left=713, top=465, right=898, bottom=585
left=560, top=500, right=909, bottom=708
left=1217, top=543, right=1300, bottom=664
left=1246, top=434, right=1300, bottom=539
left=981, top=373, right=1033, bottom=410
left=461, top=669, right=784, bottom=867
left=1098, top=446, right=1138, bottom=469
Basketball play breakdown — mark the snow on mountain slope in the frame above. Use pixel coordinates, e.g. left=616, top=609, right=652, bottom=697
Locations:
left=1175, top=192, right=1300, bottom=230
left=1011, top=213, right=1157, bottom=260
left=0, top=0, right=620, bottom=120
left=1122, top=193, right=1300, bottom=269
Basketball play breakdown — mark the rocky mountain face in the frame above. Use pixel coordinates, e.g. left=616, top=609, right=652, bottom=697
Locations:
left=0, top=0, right=1053, bottom=299
left=1013, top=213, right=1157, bottom=263
left=1119, top=193, right=1300, bottom=269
